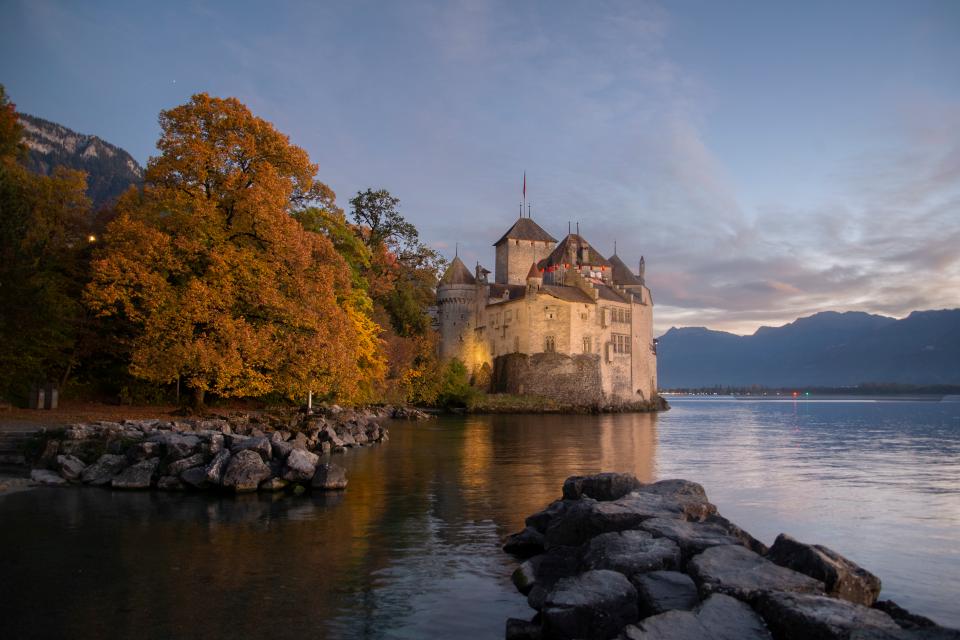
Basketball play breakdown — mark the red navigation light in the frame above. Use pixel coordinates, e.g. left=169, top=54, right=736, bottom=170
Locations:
left=792, top=391, right=799, bottom=397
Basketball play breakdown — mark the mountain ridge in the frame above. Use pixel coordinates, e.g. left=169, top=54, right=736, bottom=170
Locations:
left=17, top=113, right=143, bottom=209
left=657, top=309, right=960, bottom=388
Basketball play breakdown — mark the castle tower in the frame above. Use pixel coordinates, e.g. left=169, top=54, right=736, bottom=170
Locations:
left=436, top=256, right=477, bottom=362
left=493, top=217, right=557, bottom=285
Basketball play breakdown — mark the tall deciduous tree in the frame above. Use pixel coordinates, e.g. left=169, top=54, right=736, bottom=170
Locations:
left=0, top=85, right=92, bottom=403
left=86, top=93, right=383, bottom=406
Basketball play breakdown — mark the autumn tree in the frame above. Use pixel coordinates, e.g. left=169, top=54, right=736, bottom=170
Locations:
left=0, top=85, right=92, bottom=403
left=86, top=94, right=384, bottom=407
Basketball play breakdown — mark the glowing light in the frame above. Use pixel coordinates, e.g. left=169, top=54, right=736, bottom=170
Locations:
left=87, top=234, right=97, bottom=243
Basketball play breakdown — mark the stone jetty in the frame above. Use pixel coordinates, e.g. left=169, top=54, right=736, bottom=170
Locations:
left=503, top=473, right=959, bottom=640
left=25, top=405, right=428, bottom=493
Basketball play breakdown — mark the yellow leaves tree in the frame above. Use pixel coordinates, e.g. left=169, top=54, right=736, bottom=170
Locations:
left=86, top=94, right=384, bottom=406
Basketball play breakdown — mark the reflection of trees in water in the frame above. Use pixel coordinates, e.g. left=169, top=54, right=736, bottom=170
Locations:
left=2, top=414, right=659, bottom=639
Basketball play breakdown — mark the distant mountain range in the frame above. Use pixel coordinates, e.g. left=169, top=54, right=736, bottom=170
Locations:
left=18, top=113, right=143, bottom=209
left=657, top=309, right=960, bottom=388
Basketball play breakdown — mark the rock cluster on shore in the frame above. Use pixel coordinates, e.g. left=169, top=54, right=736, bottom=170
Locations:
left=504, top=473, right=958, bottom=640
left=26, top=405, right=426, bottom=493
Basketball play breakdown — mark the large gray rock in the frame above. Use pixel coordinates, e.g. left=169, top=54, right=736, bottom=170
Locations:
left=767, top=533, right=882, bottom=606
left=545, top=493, right=685, bottom=549
left=30, top=469, right=67, bottom=486
left=271, top=439, right=294, bottom=460
left=512, top=545, right=582, bottom=610
left=222, top=450, right=272, bottom=492
left=623, top=593, right=772, bottom=640
left=703, top=513, right=768, bottom=555
left=638, top=517, right=747, bottom=563
left=180, top=466, right=209, bottom=489
left=563, top=473, right=643, bottom=501
left=688, top=544, right=825, bottom=601
left=81, top=454, right=128, bottom=486
left=754, top=591, right=900, bottom=640
left=581, top=530, right=681, bottom=577
left=633, top=571, right=700, bottom=617
left=205, top=449, right=231, bottom=485
left=112, top=458, right=160, bottom=489
left=150, top=433, right=200, bottom=459
left=504, top=526, right=546, bottom=558
left=56, top=454, right=86, bottom=482
left=542, top=570, right=639, bottom=640
left=230, top=436, right=272, bottom=461
left=312, top=462, right=348, bottom=490
left=636, top=479, right=717, bottom=521
left=126, top=441, right=161, bottom=462
left=282, top=448, right=319, bottom=482
left=526, top=499, right=571, bottom=534
left=166, top=452, right=207, bottom=476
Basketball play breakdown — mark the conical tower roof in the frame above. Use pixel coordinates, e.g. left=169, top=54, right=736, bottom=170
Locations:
left=526, top=262, right=542, bottom=279
left=608, top=254, right=643, bottom=286
left=493, top=217, right=557, bottom=246
left=439, top=256, right=476, bottom=285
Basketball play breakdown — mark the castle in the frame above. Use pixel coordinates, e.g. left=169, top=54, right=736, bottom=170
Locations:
left=436, top=216, right=657, bottom=406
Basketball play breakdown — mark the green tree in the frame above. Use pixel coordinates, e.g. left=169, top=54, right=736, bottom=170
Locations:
left=0, top=85, right=92, bottom=402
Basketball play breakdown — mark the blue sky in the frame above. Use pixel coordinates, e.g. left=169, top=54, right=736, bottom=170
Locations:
left=2, top=0, right=958, bottom=334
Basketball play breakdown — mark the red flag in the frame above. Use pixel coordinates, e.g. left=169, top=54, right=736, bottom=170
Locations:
left=523, top=171, right=526, bottom=199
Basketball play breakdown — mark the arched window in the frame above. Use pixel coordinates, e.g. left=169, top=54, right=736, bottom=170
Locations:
left=545, top=335, right=556, bottom=352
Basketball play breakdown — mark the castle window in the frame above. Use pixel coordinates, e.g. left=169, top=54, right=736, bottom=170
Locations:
left=514, top=336, right=520, bottom=352
left=505, top=310, right=512, bottom=322
left=583, top=337, right=591, bottom=354
left=545, top=335, right=556, bottom=352
left=612, top=333, right=631, bottom=354
left=544, top=306, right=557, bottom=320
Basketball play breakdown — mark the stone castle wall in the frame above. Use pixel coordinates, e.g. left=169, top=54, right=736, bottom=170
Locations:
left=491, top=352, right=604, bottom=405
left=496, top=239, right=554, bottom=285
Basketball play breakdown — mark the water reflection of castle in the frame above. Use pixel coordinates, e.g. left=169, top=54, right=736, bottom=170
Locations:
left=459, top=413, right=658, bottom=529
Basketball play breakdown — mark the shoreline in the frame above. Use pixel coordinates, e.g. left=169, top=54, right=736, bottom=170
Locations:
left=502, top=473, right=958, bottom=640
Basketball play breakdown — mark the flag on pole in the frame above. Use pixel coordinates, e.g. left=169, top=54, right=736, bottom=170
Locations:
left=523, top=171, right=526, bottom=200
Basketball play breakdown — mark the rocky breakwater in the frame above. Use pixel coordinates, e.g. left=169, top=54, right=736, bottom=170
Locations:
left=26, top=405, right=428, bottom=493
left=503, top=472, right=959, bottom=640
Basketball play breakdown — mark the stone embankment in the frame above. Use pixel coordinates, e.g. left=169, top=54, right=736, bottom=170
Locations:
left=24, top=405, right=428, bottom=493
left=503, top=473, right=959, bottom=640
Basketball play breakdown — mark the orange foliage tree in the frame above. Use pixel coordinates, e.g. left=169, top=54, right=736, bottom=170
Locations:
left=86, top=94, right=384, bottom=406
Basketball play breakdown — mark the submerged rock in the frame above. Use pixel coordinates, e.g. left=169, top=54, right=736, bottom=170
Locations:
left=30, top=469, right=67, bottom=486
left=541, top=569, right=638, bottom=640
left=767, top=533, right=882, bottom=606
left=504, top=526, right=546, bottom=558
left=312, top=462, right=348, bottom=490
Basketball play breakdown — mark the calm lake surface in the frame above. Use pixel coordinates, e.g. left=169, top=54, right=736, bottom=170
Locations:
left=2, top=398, right=959, bottom=638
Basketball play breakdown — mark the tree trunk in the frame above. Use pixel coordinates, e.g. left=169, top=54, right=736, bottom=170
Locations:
left=191, top=387, right=206, bottom=413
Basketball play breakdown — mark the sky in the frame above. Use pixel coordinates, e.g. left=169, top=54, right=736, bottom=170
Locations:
left=2, top=0, right=958, bottom=335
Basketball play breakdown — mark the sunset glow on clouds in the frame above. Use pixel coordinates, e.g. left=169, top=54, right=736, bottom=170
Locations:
left=2, top=0, right=958, bottom=335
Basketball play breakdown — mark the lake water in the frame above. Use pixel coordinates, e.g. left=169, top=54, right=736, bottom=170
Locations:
left=1, top=398, right=959, bottom=638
